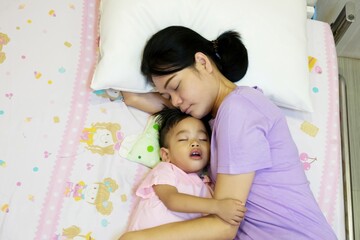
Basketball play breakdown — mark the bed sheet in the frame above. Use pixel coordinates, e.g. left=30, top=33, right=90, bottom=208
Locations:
left=0, top=1, right=148, bottom=239
left=0, top=1, right=344, bottom=239
left=282, top=19, right=344, bottom=240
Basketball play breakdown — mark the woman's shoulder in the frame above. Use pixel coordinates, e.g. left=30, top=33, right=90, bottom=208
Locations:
left=230, top=86, right=267, bottom=102
left=220, top=86, right=283, bottom=119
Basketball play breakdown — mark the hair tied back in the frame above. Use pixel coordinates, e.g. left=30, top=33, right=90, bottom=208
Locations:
left=211, top=40, right=221, bottom=59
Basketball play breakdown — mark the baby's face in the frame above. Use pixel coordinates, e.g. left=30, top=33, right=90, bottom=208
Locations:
left=164, top=117, right=210, bottom=173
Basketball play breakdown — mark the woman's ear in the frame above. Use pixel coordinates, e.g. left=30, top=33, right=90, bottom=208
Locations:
left=194, top=52, right=213, bottom=73
left=160, top=147, right=171, bottom=163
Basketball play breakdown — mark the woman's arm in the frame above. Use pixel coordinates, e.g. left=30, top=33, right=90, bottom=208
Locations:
left=122, top=91, right=173, bottom=114
left=119, top=172, right=255, bottom=240
left=153, top=184, right=245, bottom=225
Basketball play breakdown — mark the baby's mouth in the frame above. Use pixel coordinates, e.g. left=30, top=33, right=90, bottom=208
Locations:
left=190, top=149, right=202, bottom=159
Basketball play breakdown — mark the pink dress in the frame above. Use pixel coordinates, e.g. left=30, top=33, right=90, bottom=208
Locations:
left=127, top=162, right=212, bottom=231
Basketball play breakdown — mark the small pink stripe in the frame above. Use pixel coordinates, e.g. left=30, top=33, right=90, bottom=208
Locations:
left=317, top=23, right=340, bottom=225
left=34, top=1, right=99, bottom=239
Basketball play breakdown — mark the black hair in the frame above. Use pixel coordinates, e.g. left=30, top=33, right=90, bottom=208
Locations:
left=153, top=107, right=211, bottom=148
left=141, top=26, right=248, bottom=83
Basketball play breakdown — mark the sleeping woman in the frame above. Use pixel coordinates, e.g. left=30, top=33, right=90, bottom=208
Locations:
left=119, top=26, right=337, bottom=240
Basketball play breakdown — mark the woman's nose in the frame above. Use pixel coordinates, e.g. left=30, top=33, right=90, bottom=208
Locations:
left=171, top=94, right=182, bottom=108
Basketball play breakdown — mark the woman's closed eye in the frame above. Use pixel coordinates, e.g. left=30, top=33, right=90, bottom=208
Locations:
left=160, top=93, right=171, bottom=100
left=174, top=83, right=180, bottom=91
left=169, top=80, right=180, bottom=91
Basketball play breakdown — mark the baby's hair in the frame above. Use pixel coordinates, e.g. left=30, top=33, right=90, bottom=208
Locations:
left=153, top=108, right=211, bottom=148
left=141, top=26, right=248, bottom=83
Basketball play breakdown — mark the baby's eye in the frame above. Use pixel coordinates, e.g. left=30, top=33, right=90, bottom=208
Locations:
left=178, top=139, right=187, bottom=142
left=199, top=138, right=208, bottom=141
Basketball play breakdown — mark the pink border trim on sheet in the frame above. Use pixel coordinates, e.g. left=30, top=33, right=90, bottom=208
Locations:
left=35, top=1, right=99, bottom=239
left=317, top=23, right=341, bottom=225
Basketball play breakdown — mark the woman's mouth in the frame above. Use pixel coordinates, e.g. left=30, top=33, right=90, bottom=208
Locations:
left=181, top=105, right=190, bottom=114
left=185, top=107, right=191, bottom=114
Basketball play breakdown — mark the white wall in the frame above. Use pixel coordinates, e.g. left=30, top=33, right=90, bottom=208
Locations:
left=316, top=0, right=360, bottom=59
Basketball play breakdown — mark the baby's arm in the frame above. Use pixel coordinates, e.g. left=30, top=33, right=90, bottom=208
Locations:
left=153, top=184, right=245, bottom=225
left=122, top=91, right=173, bottom=114
left=119, top=172, right=255, bottom=240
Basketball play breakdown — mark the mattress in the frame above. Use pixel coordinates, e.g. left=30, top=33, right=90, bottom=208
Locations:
left=0, top=1, right=344, bottom=239
left=282, top=20, right=344, bottom=239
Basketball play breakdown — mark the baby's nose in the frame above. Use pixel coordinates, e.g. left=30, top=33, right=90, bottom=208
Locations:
left=191, top=142, right=199, bottom=147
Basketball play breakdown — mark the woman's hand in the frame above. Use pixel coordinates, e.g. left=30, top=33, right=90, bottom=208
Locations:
left=215, top=198, right=246, bottom=225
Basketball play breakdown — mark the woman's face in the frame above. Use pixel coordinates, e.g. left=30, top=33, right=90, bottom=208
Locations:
left=152, top=64, right=217, bottom=119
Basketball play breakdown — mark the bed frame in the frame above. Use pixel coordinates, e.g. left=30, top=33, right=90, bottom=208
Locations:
left=329, top=2, right=356, bottom=237
left=339, top=74, right=355, bottom=240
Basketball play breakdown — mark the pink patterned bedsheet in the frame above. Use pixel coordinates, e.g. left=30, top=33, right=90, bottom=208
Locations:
left=0, top=1, right=148, bottom=239
left=283, top=19, right=344, bottom=240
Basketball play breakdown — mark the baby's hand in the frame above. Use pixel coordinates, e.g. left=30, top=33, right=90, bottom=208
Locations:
left=215, top=199, right=246, bottom=225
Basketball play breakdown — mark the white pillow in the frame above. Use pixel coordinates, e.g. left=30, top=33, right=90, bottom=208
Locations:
left=91, top=0, right=312, bottom=111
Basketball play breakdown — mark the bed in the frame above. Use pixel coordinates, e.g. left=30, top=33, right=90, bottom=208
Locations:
left=0, top=1, right=346, bottom=239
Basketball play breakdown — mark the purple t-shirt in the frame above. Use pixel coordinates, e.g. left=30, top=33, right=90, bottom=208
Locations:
left=210, top=86, right=336, bottom=239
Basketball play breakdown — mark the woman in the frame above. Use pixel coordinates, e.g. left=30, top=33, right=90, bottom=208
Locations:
left=119, top=26, right=336, bottom=240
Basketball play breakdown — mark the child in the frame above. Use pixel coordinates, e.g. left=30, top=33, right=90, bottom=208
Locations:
left=126, top=108, right=245, bottom=231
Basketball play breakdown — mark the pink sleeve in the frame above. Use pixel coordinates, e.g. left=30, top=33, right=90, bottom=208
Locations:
left=136, top=162, right=177, bottom=198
